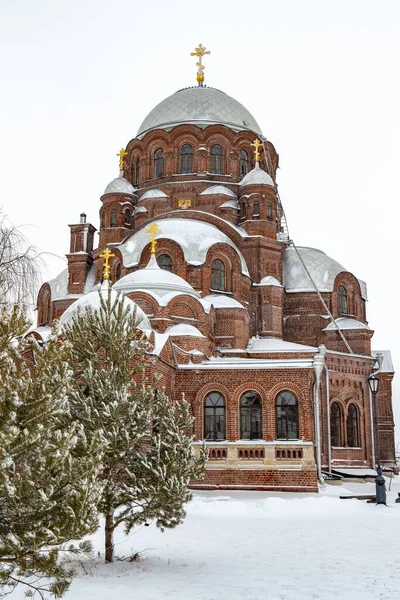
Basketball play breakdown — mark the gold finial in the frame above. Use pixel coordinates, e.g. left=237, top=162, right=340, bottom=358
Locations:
left=145, top=222, right=162, bottom=254
left=117, top=148, right=128, bottom=172
left=99, top=247, right=115, bottom=280
left=190, top=44, right=211, bottom=85
left=251, top=138, right=263, bottom=163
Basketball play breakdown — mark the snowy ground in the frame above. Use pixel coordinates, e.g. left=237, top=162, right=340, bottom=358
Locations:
left=11, top=478, right=400, bottom=600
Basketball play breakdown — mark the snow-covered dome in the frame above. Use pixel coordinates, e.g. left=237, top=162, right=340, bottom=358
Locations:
left=137, top=86, right=262, bottom=138
left=240, top=163, right=274, bottom=188
left=113, top=254, right=200, bottom=303
left=284, top=247, right=368, bottom=299
left=200, top=185, right=237, bottom=197
left=60, top=282, right=151, bottom=330
left=324, top=317, right=370, bottom=331
left=166, top=323, right=205, bottom=337
left=104, top=175, right=136, bottom=195
left=118, top=218, right=250, bottom=276
left=140, top=188, right=168, bottom=200
left=257, top=276, right=282, bottom=287
left=201, top=294, right=245, bottom=309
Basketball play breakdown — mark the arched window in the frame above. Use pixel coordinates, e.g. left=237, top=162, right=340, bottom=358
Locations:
left=240, top=202, right=246, bottom=220
left=338, top=286, right=348, bottom=314
left=110, top=209, right=117, bottom=226
left=124, top=209, right=131, bottom=225
left=276, top=391, right=299, bottom=440
left=211, top=259, right=225, bottom=291
left=267, top=202, right=272, bottom=220
left=204, top=392, right=226, bottom=440
left=115, top=264, right=121, bottom=282
left=240, top=150, right=249, bottom=177
left=180, top=144, right=193, bottom=174
left=157, top=254, right=172, bottom=272
left=154, top=148, right=164, bottom=178
left=135, top=158, right=140, bottom=186
left=240, top=391, right=262, bottom=440
left=210, top=144, right=224, bottom=174
left=346, top=403, right=359, bottom=447
left=101, top=212, right=105, bottom=228
left=330, top=402, right=342, bottom=447
left=253, top=201, right=260, bottom=219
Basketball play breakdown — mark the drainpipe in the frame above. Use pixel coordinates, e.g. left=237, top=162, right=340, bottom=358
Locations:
left=313, top=350, right=325, bottom=485
left=369, top=352, right=383, bottom=470
left=317, top=345, right=331, bottom=474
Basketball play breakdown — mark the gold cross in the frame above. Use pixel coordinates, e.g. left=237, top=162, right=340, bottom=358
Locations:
left=251, top=138, right=263, bottom=163
left=145, top=222, right=162, bottom=254
left=190, top=44, right=211, bottom=85
left=99, top=247, right=115, bottom=280
left=117, top=148, right=128, bottom=171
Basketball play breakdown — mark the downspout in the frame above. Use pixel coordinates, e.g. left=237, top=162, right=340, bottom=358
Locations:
left=369, top=352, right=383, bottom=469
left=325, top=363, right=331, bottom=474
left=313, top=350, right=325, bottom=485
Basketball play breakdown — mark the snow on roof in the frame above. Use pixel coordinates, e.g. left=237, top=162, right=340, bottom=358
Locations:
left=240, top=163, right=274, bottom=187
left=118, top=218, right=250, bottom=276
left=246, top=337, right=316, bottom=353
left=255, top=276, right=282, bottom=287
left=372, top=350, right=394, bottom=373
left=113, top=254, right=200, bottom=302
left=135, top=206, right=148, bottom=214
left=166, top=323, right=205, bottom=337
left=104, top=175, right=136, bottom=195
left=284, top=246, right=368, bottom=300
left=177, top=356, right=314, bottom=370
left=60, top=282, right=151, bottom=330
left=24, top=325, right=52, bottom=342
left=324, top=318, right=370, bottom=331
left=48, top=264, right=97, bottom=301
left=139, top=188, right=168, bottom=200
left=200, top=185, right=237, bottom=198
left=219, top=199, right=239, bottom=209
left=201, top=294, right=245, bottom=309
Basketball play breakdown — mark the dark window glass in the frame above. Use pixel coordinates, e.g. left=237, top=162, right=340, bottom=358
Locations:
left=154, top=148, right=164, bottom=178
left=211, top=259, right=225, bottom=291
left=211, top=144, right=224, bottom=174
left=180, top=144, right=193, bottom=174
left=267, top=202, right=272, bottom=220
left=124, top=209, right=131, bottom=225
left=135, top=159, right=140, bottom=186
left=276, top=391, right=299, bottom=440
left=240, top=150, right=249, bottom=177
left=240, top=202, right=246, bottom=220
left=330, top=402, right=342, bottom=446
left=241, top=391, right=262, bottom=440
left=347, top=403, right=359, bottom=447
left=157, top=254, right=172, bottom=272
left=111, top=209, right=117, bottom=226
left=204, top=392, right=225, bottom=440
left=338, top=286, right=348, bottom=314
left=101, top=212, right=105, bottom=228
left=115, top=264, right=121, bottom=282
left=253, top=201, right=260, bottom=219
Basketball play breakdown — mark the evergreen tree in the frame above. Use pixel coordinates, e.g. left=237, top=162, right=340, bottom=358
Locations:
left=64, top=288, right=206, bottom=563
left=0, top=305, right=102, bottom=598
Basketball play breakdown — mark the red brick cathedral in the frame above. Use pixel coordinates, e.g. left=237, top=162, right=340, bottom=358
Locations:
left=36, top=52, right=396, bottom=491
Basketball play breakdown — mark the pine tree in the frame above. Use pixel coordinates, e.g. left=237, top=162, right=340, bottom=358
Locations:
left=0, top=305, right=102, bottom=598
left=64, top=288, right=206, bottom=563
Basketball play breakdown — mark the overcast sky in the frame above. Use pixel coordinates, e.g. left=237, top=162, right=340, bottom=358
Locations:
left=1, top=0, right=399, bottom=441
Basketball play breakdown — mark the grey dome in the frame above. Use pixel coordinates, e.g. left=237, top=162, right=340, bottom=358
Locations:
left=137, top=86, right=262, bottom=137
left=240, top=163, right=274, bottom=187
left=104, top=176, right=135, bottom=195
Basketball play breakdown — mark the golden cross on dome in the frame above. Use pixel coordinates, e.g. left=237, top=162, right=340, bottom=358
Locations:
left=145, top=222, right=162, bottom=254
left=117, top=148, right=128, bottom=171
left=190, top=44, right=211, bottom=85
left=99, top=247, right=115, bottom=280
left=251, top=138, right=263, bottom=163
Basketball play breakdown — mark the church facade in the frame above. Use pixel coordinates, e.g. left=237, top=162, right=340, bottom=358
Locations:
left=36, top=54, right=396, bottom=492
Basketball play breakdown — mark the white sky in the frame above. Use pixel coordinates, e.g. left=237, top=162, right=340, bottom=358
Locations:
left=1, top=0, right=399, bottom=441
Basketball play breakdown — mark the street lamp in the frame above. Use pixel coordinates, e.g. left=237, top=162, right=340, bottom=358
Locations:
left=368, top=374, right=387, bottom=505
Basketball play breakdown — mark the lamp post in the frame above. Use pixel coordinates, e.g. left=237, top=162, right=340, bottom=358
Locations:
left=368, top=374, right=387, bottom=505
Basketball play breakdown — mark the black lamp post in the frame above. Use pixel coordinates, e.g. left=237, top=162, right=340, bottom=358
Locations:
left=368, top=374, right=387, bottom=505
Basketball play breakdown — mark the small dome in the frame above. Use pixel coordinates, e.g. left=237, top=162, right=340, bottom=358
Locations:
left=220, top=199, right=239, bottom=209
left=60, top=282, right=151, bottom=330
left=200, top=185, right=237, bottom=198
left=324, top=317, right=370, bottom=331
left=257, top=276, right=282, bottom=287
left=201, top=294, right=245, bottom=309
left=140, top=188, right=168, bottom=200
left=113, top=254, right=200, bottom=302
left=104, top=175, right=136, bottom=196
left=166, top=323, right=205, bottom=337
left=137, top=86, right=262, bottom=138
left=240, top=163, right=274, bottom=188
